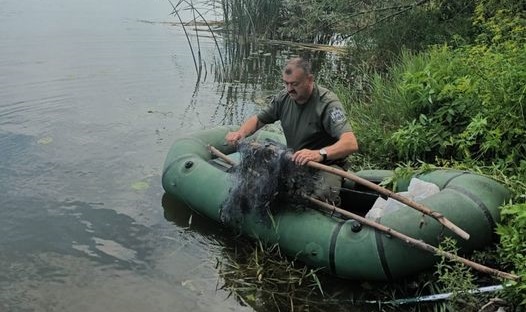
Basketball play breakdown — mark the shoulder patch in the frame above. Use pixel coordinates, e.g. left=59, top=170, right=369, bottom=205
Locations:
left=328, top=107, right=347, bottom=124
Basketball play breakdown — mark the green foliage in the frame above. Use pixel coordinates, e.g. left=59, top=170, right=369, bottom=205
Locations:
left=328, top=50, right=438, bottom=167
left=473, top=0, right=526, bottom=40
left=351, top=0, right=477, bottom=70
left=357, top=35, right=526, bottom=166
left=278, top=0, right=354, bottom=43
left=217, top=240, right=330, bottom=310
left=320, top=1, right=526, bottom=169
left=496, top=203, right=526, bottom=306
left=435, top=237, right=479, bottom=311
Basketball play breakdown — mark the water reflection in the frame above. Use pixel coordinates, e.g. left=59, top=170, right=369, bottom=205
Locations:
left=0, top=0, right=255, bottom=310
left=208, top=37, right=359, bottom=127
left=162, top=192, right=222, bottom=237
left=1, top=197, right=150, bottom=266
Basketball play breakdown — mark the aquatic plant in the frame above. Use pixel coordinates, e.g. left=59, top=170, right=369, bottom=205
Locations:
left=216, top=240, right=330, bottom=311
left=167, top=0, right=225, bottom=78
left=220, top=0, right=283, bottom=41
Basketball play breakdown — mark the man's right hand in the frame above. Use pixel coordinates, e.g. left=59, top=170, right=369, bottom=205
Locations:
left=225, top=116, right=262, bottom=146
left=225, top=131, right=245, bottom=146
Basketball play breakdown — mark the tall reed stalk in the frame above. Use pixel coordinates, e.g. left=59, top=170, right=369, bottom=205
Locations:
left=168, top=0, right=225, bottom=77
left=221, top=0, right=283, bottom=41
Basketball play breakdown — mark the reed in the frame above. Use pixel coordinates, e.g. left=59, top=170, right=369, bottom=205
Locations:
left=215, top=237, right=477, bottom=311
left=217, top=240, right=329, bottom=311
left=168, top=0, right=225, bottom=78
left=220, top=0, right=283, bottom=41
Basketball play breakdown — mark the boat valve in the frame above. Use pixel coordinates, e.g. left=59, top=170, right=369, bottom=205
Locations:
left=184, top=160, right=194, bottom=169
left=350, top=219, right=362, bottom=232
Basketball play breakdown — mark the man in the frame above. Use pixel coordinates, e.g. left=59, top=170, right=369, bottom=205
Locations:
left=225, top=57, right=358, bottom=202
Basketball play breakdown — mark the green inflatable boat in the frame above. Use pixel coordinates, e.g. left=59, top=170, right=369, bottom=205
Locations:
left=161, top=126, right=510, bottom=281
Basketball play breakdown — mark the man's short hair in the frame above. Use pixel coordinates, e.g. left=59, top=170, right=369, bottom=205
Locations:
left=284, top=57, right=312, bottom=76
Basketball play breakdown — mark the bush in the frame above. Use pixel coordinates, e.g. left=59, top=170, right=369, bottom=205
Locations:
left=496, top=203, right=526, bottom=307
left=391, top=41, right=525, bottom=164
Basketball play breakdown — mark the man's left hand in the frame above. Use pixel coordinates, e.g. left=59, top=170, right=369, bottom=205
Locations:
left=292, top=149, right=323, bottom=165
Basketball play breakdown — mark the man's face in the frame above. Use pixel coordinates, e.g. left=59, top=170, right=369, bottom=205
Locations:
left=282, top=66, right=313, bottom=104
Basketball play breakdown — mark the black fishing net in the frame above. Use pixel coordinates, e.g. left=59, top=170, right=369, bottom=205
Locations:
left=220, top=140, right=322, bottom=228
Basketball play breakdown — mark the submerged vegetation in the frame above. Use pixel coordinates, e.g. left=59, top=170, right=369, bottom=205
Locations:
left=170, top=0, right=525, bottom=309
left=217, top=241, right=329, bottom=311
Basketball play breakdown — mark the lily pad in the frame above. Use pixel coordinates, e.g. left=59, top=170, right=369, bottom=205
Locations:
left=131, top=181, right=149, bottom=191
left=37, top=137, right=53, bottom=145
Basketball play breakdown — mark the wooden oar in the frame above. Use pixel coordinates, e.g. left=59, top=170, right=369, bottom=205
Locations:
left=306, top=161, right=470, bottom=240
left=207, top=145, right=517, bottom=281
left=307, top=196, right=518, bottom=281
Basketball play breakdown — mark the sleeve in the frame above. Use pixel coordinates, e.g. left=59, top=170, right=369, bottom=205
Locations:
left=256, top=93, right=283, bottom=124
left=322, top=97, right=353, bottom=139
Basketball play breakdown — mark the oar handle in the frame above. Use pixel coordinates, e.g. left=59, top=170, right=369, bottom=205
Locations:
left=306, top=161, right=471, bottom=240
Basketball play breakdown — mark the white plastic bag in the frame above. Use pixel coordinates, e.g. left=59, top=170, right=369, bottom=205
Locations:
left=365, top=178, right=439, bottom=219
left=407, top=178, right=440, bottom=202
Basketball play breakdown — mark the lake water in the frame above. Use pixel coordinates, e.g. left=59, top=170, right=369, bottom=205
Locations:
left=0, top=0, right=266, bottom=311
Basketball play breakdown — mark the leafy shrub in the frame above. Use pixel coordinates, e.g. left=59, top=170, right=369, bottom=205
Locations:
left=351, top=0, right=477, bottom=70
left=496, top=203, right=526, bottom=307
left=334, top=2, right=525, bottom=169
left=435, top=237, right=479, bottom=311
left=356, top=34, right=526, bottom=166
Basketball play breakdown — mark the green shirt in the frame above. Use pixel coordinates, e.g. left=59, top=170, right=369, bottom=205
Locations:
left=257, top=84, right=353, bottom=152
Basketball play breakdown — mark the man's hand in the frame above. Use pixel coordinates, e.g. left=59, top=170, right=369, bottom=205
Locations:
left=225, top=116, right=263, bottom=146
left=292, top=149, right=323, bottom=165
left=225, top=131, right=245, bottom=146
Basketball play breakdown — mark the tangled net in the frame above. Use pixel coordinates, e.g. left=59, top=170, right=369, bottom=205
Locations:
left=220, top=140, right=322, bottom=228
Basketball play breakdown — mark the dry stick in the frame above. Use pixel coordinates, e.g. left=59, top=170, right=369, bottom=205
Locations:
left=307, top=196, right=519, bottom=281
left=209, top=145, right=262, bottom=178
left=208, top=145, right=236, bottom=166
left=208, top=145, right=518, bottom=280
left=307, top=161, right=470, bottom=240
